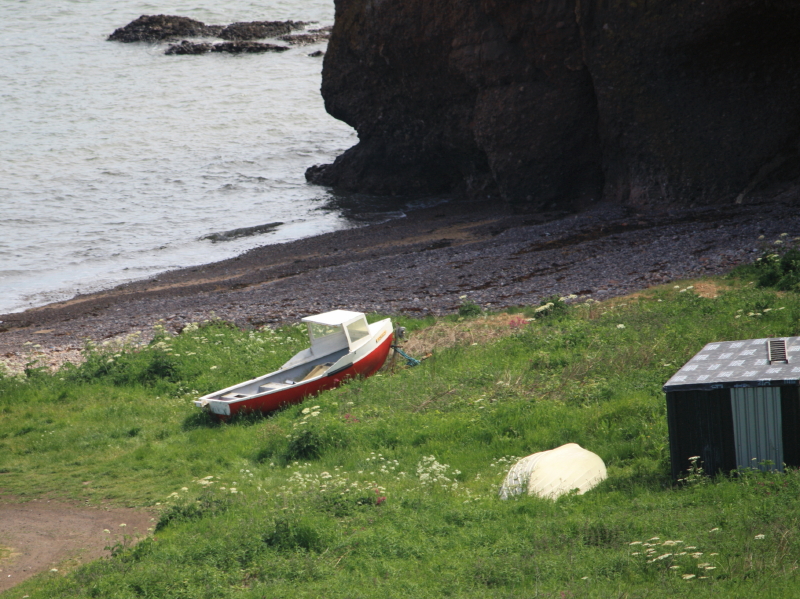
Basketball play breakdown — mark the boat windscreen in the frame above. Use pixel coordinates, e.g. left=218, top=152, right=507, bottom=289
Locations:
left=308, top=322, right=342, bottom=340
left=346, top=319, right=370, bottom=344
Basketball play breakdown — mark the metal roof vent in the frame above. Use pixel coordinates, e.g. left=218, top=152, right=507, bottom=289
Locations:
left=768, top=338, right=788, bottom=364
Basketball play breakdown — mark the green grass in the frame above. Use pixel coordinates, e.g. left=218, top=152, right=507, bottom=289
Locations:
left=3, top=279, right=800, bottom=597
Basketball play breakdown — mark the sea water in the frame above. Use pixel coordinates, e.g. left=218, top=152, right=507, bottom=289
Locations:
left=0, top=0, right=411, bottom=315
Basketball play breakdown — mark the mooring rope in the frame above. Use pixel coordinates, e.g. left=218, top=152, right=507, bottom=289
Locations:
left=391, top=345, right=421, bottom=367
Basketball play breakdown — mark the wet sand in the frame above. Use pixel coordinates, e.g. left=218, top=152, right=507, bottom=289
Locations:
left=1, top=194, right=798, bottom=373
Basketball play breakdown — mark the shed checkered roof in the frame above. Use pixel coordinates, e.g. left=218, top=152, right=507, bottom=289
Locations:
left=663, top=337, right=800, bottom=392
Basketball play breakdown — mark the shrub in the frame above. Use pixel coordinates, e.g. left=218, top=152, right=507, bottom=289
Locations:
left=532, top=295, right=568, bottom=319
left=458, top=298, right=483, bottom=317
left=155, top=494, right=233, bottom=531
left=754, top=248, right=800, bottom=291
left=282, top=422, right=349, bottom=462
left=263, top=516, right=330, bottom=553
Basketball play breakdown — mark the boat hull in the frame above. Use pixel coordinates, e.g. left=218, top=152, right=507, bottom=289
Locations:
left=217, top=331, right=393, bottom=419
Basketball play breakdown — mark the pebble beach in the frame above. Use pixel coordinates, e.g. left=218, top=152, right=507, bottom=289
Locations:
left=2, top=193, right=799, bottom=375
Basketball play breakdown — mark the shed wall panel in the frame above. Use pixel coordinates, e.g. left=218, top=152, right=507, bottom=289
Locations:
left=781, top=386, right=800, bottom=467
left=731, top=387, right=783, bottom=471
left=666, top=389, right=736, bottom=479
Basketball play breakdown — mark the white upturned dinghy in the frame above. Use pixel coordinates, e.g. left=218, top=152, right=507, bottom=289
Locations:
left=499, top=443, right=607, bottom=500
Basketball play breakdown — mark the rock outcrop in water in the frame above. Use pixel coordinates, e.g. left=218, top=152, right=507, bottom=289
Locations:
left=217, top=21, right=306, bottom=41
left=279, top=27, right=333, bottom=46
left=108, top=15, right=222, bottom=42
left=108, top=15, right=328, bottom=52
left=307, top=0, right=800, bottom=210
left=165, top=41, right=289, bottom=55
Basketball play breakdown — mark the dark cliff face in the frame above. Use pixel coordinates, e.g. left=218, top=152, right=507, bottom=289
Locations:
left=308, top=0, right=800, bottom=210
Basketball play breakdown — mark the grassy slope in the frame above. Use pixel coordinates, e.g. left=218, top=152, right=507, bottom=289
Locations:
left=2, top=279, right=800, bottom=597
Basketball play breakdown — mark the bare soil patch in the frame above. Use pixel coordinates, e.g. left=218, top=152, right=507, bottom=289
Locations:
left=401, top=313, right=530, bottom=358
left=692, top=280, right=724, bottom=298
left=0, top=499, right=153, bottom=593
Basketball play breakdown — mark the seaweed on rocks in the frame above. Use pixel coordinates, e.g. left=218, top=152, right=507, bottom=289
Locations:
left=200, top=222, right=284, bottom=242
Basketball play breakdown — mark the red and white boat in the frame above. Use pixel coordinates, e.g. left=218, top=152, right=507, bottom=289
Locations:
left=194, top=310, right=393, bottom=418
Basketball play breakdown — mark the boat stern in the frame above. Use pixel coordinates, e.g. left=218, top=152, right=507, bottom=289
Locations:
left=194, top=397, right=231, bottom=416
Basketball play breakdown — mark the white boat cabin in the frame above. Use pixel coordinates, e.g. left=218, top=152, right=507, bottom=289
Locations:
left=280, top=310, right=373, bottom=370
left=305, top=310, right=373, bottom=353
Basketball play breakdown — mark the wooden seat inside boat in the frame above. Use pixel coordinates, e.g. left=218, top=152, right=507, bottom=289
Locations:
left=249, top=362, right=336, bottom=395
left=300, top=362, right=333, bottom=382
left=258, top=382, right=289, bottom=393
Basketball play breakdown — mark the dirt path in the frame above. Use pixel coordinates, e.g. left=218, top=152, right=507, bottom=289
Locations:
left=0, top=500, right=153, bottom=593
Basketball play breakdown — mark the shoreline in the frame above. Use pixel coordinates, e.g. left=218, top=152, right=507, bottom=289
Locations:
left=2, top=194, right=798, bottom=373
